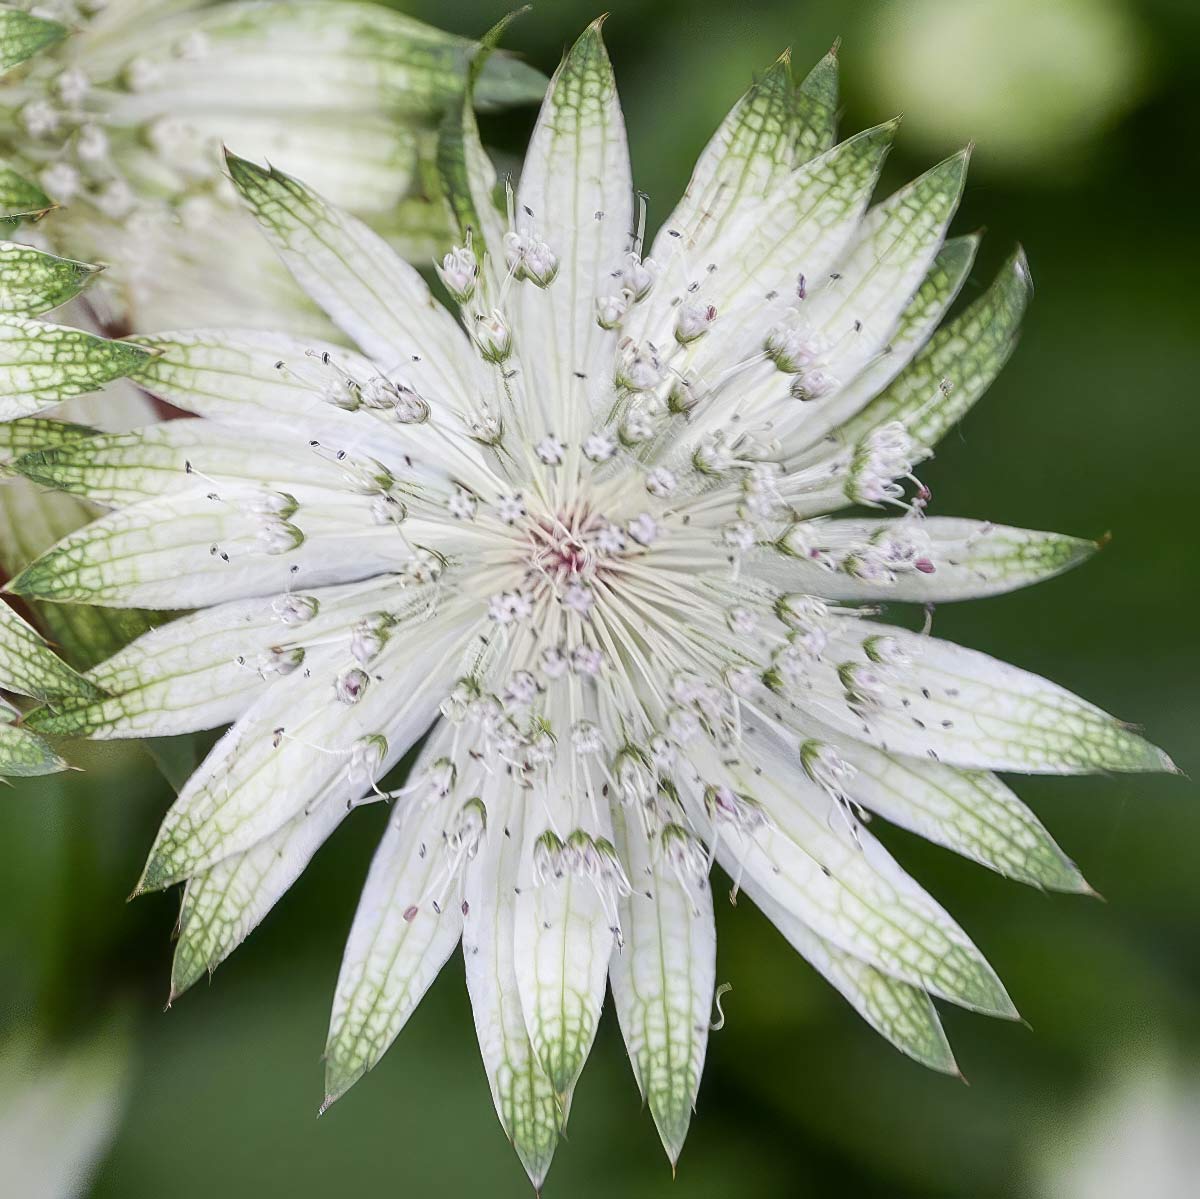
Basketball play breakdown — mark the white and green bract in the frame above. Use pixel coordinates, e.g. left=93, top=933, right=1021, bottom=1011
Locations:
left=0, top=0, right=543, bottom=332
left=9, top=24, right=1173, bottom=1185
left=0, top=187, right=152, bottom=777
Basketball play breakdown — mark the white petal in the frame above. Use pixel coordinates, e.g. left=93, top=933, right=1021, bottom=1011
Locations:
left=811, top=621, right=1173, bottom=774
left=639, top=121, right=895, bottom=378
left=682, top=746, right=1014, bottom=1016
left=652, top=56, right=799, bottom=260
left=0, top=7, right=64, bottom=73
left=93, top=4, right=543, bottom=123
left=324, top=771, right=466, bottom=1106
left=28, top=577, right=411, bottom=738
left=832, top=248, right=1031, bottom=456
left=123, top=328, right=492, bottom=482
left=0, top=316, right=151, bottom=419
left=720, top=851, right=957, bottom=1073
left=225, top=154, right=480, bottom=399
left=513, top=813, right=616, bottom=1096
left=8, top=486, right=407, bottom=609
left=0, top=241, right=100, bottom=317
left=437, top=85, right=508, bottom=294
left=832, top=741, right=1087, bottom=892
left=14, top=418, right=353, bottom=507
left=800, top=150, right=969, bottom=383
left=52, top=369, right=160, bottom=432
left=0, top=598, right=98, bottom=702
left=126, top=329, right=495, bottom=490
left=0, top=163, right=52, bottom=224
left=793, top=233, right=978, bottom=450
left=55, top=192, right=339, bottom=339
left=0, top=710, right=66, bottom=778
left=463, top=782, right=561, bottom=1189
left=0, top=475, right=149, bottom=669
left=792, top=49, right=840, bottom=162
left=0, top=416, right=94, bottom=463
left=168, top=113, right=423, bottom=215
left=133, top=617, right=466, bottom=889
left=609, top=807, right=715, bottom=1164
left=756, top=517, right=1096, bottom=602
left=513, top=20, right=632, bottom=424
left=700, top=119, right=894, bottom=315
left=127, top=328, right=369, bottom=421
left=171, top=794, right=347, bottom=999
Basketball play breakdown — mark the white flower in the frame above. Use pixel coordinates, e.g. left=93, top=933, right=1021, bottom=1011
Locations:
left=435, top=243, right=478, bottom=303
left=10, top=25, right=1174, bottom=1188
left=0, top=0, right=545, bottom=334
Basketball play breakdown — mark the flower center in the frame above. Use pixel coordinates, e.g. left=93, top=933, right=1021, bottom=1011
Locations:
left=526, top=507, right=609, bottom=583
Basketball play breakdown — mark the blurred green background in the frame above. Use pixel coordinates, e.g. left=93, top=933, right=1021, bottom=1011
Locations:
left=3, top=0, right=1199, bottom=1195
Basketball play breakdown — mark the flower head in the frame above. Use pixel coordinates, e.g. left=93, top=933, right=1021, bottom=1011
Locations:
left=10, top=24, right=1174, bottom=1186
left=0, top=0, right=544, bottom=332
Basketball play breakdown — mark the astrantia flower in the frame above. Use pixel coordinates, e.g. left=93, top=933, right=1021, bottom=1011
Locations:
left=10, top=25, right=1173, bottom=1184
left=0, top=0, right=543, bottom=332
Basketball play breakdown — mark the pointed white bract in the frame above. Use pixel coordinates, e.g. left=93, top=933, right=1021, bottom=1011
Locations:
left=0, top=0, right=545, bottom=333
left=609, top=806, right=715, bottom=1163
left=11, top=25, right=1172, bottom=1185
left=324, top=743, right=469, bottom=1107
left=462, top=785, right=561, bottom=1188
left=0, top=299, right=150, bottom=776
left=0, top=381, right=162, bottom=704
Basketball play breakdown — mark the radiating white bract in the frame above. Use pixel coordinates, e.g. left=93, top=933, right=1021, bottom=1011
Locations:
left=0, top=0, right=544, bottom=332
left=0, top=158, right=162, bottom=776
left=9, top=24, right=1174, bottom=1186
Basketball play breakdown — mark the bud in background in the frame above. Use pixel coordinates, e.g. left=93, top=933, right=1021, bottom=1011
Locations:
left=860, top=0, right=1148, bottom=177
left=0, top=1020, right=131, bottom=1199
